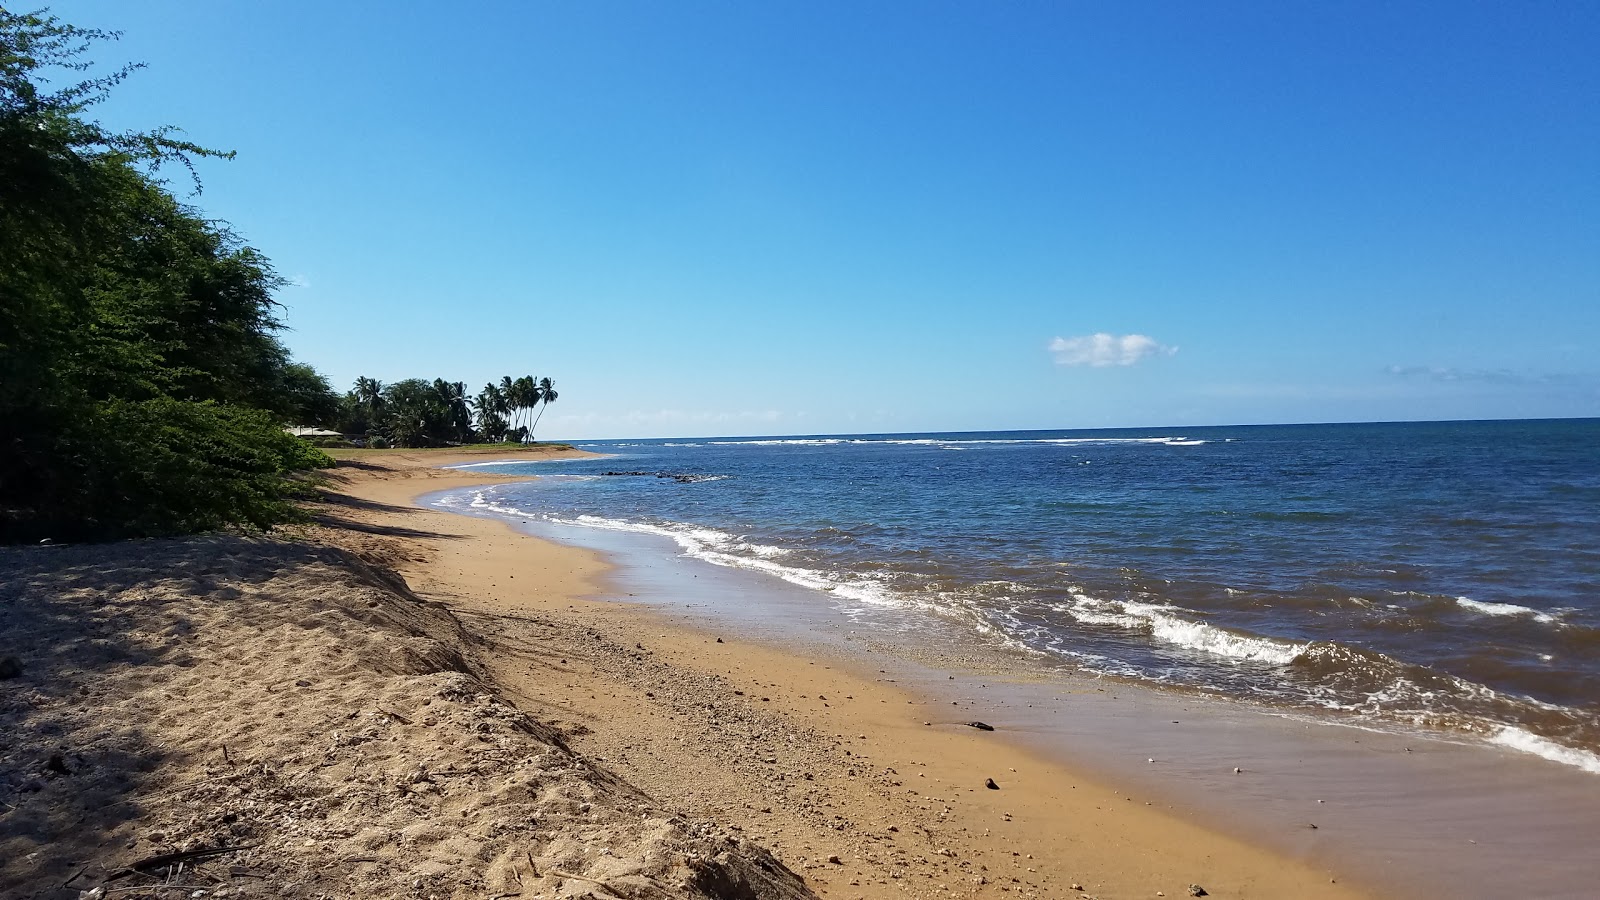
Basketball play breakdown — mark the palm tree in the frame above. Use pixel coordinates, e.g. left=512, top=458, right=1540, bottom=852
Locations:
left=500, top=375, right=524, bottom=438
left=473, top=383, right=508, bottom=442
left=432, top=379, right=471, bottom=443
left=512, top=375, right=539, bottom=442
left=354, top=376, right=384, bottom=414
left=529, top=377, right=557, bottom=440
left=351, top=376, right=385, bottom=438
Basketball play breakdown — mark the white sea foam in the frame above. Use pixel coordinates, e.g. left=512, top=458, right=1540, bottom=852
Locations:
left=444, top=459, right=543, bottom=469
left=1489, top=727, right=1600, bottom=775
left=442, top=490, right=856, bottom=598
left=708, top=438, right=846, bottom=446
left=702, top=436, right=1206, bottom=447
left=1455, top=596, right=1558, bottom=624
left=1063, top=593, right=1305, bottom=665
left=510, top=511, right=908, bottom=610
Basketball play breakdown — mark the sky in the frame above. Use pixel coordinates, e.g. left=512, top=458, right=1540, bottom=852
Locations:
left=47, top=1, right=1600, bottom=439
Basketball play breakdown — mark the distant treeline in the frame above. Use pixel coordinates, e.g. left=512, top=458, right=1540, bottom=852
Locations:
left=332, top=375, right=559, bottom=448
left=0, top=12, right=335, bottom=541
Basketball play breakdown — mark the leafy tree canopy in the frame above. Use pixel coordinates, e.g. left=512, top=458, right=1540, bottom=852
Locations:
left=1, top=9, right=333, bottom=542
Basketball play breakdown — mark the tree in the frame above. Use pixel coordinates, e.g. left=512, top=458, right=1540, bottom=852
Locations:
left=375, top=379, right=446, bottom=448
left=472, top=382, right=508, bottom=442
left=278, top=363, right=340, bottom=426
left=354, top=376, right=384, bottom=414
left=511, top=375, right=538, bottom=440
left=432, top=378, right=472, bottom=443
left=0, top=10, right=332, bottom=541
left=529, top=377, right=558, bottom=440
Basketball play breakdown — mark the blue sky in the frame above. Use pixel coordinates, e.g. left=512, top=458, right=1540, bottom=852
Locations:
left=51, top=1, right=1600, bottom=438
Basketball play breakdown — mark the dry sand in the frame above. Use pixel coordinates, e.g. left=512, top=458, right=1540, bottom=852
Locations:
left=0, top=447, right=1373, bottom=899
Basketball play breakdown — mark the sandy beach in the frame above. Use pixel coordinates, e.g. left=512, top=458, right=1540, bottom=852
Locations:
left=311, top=450, right=1370, bottom=898
left=1, top=447, right=1368, bottom=899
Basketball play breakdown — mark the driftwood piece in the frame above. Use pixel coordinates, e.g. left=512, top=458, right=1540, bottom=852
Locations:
left=104, top=845, right=257, bottom=883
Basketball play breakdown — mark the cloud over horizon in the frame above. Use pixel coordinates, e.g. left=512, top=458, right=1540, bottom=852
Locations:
left=1050, top=333, right=1176, bottom=367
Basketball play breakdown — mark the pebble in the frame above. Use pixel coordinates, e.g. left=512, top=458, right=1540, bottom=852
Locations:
left=985, top=778, right=1000, bottom=790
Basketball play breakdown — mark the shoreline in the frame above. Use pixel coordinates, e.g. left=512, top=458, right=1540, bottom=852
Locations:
left=320, top=451, right=1372, bottom=898
left=404, top=452, right=1600, bottom=900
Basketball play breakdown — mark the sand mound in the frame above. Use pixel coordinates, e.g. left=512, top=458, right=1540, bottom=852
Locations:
left=0, top=536, right=811, bottom=899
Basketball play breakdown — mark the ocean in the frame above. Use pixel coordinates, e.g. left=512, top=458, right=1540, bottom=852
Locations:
left=435, top=418, right=1600, bottom=773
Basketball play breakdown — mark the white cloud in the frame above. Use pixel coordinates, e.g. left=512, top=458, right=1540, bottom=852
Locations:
left=1049, top=333, right=1176, bottom=367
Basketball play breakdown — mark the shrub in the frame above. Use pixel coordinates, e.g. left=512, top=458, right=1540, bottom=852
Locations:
left=3, top=399, right=333, bottom=542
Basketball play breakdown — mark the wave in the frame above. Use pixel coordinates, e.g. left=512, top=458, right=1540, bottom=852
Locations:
left=1489, top=727, right=1600, bottom=774
left=1455, top=596, right=1559, bottom=624
left=704, top=436, right=1207, bottom=447
left=1058, top=593, right=1306, bottom=664
left=442, top=490, right=928, bottom=611
left=443, top=459, right=545, bottom=469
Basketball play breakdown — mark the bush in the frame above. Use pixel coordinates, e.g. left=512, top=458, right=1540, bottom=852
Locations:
left=2, top=399, right=333, bottom=542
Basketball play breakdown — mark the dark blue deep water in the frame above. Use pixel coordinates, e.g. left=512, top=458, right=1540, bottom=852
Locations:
left=435, top=419, right=1600, bottom=768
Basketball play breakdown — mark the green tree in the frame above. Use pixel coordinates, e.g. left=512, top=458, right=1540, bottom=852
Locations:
left=529, top=377, right=558, bottom=440
left=277, top=363, right=340, bottom=426
left=432, top=378, right=472, bottom=443
left=473, top=382, right=509, bottom=442
left=0, top=10, right=332, bottom=541
left=376, top=378, right=452, bottom=448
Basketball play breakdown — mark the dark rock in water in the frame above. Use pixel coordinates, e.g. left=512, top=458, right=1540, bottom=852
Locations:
left=985, top=778, right=1000, bottom=790
left=598, top=470, right=728, bottom=484
left=966, top=721, right=995, bottom=731
left=0, top=656, right=21, bottom=679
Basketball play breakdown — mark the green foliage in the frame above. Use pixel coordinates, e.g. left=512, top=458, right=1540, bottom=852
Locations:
left=31, top=399, right=332, bottom=540
left=0, top=10, right=335, bottom=542
left=277, top=363, right=341, bottom=427
left=338, top=373, right=561, bottom=448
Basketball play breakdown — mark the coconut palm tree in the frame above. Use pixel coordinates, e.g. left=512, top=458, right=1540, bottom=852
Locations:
left=473, top=383, right=508, bottom=442
left=529, top=377, right=558, bottom=440
left=354, top=376, right=384, bottom=414
left=432, top=379, right=472, bottom=443
left=512, top=375, right=540, bottom=441
left=496, top=376, right=515, bottom=435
